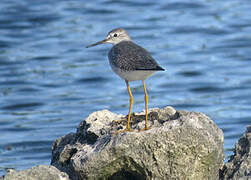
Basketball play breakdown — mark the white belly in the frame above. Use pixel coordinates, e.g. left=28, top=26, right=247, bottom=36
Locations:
left=111, top=66, right=156, bottom=81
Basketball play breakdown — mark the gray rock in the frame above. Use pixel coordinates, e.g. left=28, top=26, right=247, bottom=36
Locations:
left=1, top=165, right=69, bottom=180
left=51, top=106, right=224, bottom=180
left=220, top=126, right=251, bottom=180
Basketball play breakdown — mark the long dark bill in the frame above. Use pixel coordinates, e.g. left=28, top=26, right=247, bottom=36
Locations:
left=86, top=39, right=107, bottom=48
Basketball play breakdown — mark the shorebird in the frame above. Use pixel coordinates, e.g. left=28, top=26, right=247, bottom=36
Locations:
left=86, top=28, right=164, bottom=132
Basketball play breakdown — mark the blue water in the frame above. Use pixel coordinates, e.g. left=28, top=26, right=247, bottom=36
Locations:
left=1, top=0, right=251, bottom=175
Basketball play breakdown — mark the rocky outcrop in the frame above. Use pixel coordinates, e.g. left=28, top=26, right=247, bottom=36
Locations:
left=51, top=106, right=224, bottom=180
left=1, top=165, right=69, bottom=180
left=220, top=126, right=251, bottom=180
left=2, top=107, right=251, bottom=180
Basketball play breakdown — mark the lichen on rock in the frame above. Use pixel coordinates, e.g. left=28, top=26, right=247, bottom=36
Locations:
left=51, top=106, right=224, bottom=180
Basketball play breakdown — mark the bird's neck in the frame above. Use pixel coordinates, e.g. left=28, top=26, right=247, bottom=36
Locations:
left=112, top=39, right=132, bottom=45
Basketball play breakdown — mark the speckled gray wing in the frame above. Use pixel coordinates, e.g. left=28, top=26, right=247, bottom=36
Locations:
left=108, top=41, right=164, bottom=71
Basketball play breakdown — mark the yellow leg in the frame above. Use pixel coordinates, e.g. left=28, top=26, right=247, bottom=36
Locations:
left=143, top=80, right=149, bottom=130
left=125, top=80, right=133, bottom=131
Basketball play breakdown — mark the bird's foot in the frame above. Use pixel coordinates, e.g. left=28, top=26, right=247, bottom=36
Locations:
left=116, top=127, right=133, bottom=134
left=113, top=117, right=127, bottom=124
left=138, top=126, right=151, bottom=132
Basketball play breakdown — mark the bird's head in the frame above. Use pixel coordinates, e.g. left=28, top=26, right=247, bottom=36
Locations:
left=86, top=28, right=131, bottom=48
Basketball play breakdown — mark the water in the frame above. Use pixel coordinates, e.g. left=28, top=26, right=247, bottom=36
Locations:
left=1, top=0, right=251, bottom=175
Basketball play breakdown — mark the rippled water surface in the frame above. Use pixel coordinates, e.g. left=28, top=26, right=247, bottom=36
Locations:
left=1, top=0, right=251, bottom=175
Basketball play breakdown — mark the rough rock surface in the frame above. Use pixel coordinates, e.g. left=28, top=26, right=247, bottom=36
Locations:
left=1, top=165, right=69, bottom=180
left=51, top=106, right=224, bottom=180
left=220, top=126, right=251, bottom=180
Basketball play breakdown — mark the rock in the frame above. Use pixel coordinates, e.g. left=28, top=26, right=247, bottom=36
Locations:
left=220, top=126, right=251, bottom=180
left=51, top=106, right=224, bottom=180
left=2, top=165, right=69, bottom=180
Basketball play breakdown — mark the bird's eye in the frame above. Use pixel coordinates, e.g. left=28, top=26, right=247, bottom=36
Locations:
left=113, top=33, right=118, bottom=37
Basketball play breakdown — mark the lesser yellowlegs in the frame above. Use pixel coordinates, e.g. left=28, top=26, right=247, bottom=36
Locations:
left=86, top=28, right=164, bottom=132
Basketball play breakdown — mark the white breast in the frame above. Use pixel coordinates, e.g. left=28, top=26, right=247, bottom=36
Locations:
left=110, top=65, right=156, bottom=81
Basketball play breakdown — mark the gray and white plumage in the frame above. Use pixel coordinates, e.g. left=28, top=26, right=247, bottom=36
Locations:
left=109, top=40, right=164, bottom=81
left=87, top=28, right=164, bottom=81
